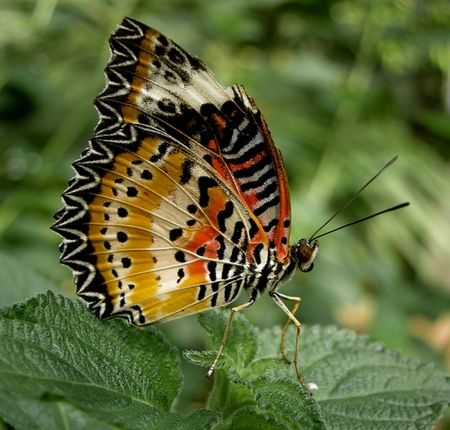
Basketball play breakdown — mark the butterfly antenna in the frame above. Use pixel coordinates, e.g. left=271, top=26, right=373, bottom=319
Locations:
left=309, top=156, right=408, bottom=241
left=311, top=202, right=409, bottom=240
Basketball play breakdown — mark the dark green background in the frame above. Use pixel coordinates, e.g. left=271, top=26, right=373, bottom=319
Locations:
left=1, top=0, right=449, bottom=424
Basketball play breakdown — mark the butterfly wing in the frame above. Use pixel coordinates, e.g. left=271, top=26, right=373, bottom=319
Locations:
left=101, top=18, right=291, bottom=259
left=53, top=18, right=291, bottom=325
left=54, top=126, right=271, bottom=324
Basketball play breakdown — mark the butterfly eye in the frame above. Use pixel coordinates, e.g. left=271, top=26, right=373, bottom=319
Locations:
left=296, top=239, right=319, bottom=273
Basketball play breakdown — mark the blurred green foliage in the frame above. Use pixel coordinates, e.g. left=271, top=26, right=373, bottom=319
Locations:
left=0, top=0, right=449, bottom=423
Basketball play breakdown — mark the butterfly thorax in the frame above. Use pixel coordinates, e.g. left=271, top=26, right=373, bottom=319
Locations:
left=246, top=238, right=318, bottom=299
left=262, top=239, right=319, bottom=296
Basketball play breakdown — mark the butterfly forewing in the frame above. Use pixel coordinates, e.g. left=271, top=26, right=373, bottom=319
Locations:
left=100, top=18, right=291, bottom=257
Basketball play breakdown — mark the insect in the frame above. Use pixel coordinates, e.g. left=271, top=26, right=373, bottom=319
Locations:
left=52, top=17, right=407, bottom=393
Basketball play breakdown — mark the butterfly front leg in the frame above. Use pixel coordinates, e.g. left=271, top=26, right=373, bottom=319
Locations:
left=270, top=291, right=312, bottom=395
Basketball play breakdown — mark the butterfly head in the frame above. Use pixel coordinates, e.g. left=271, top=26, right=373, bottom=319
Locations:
left=295, top=238, right=319, bottom=273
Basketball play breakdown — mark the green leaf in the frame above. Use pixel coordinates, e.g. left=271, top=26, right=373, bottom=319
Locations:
left=207, top=369, right=256, bottom=420
left=216, top=407, right=289, bottom=430
left=191, top=309, right=263, bottom=420
left=187, top=308, right=450, bottom=430
left=180, top=408, right=222, bottom=429
left=1, top=295, right=448, bottom=429
left=253, top=376, right=325, bottom=429
left=293, top=325, right=450, bottom=429
left=0, top=291, right=187, bottom=429
left=0, top=398, right=118, bottom=430
left=196, top=306, right=258, bottom=372
left=187, top=309, right=325, bottom=428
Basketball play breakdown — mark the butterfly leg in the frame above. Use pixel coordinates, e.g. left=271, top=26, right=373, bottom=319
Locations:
left=270, top=291, right=312, bottom=395
left=206, top=298, right=255, bottom=379
left=279, top=295, right=301, bottom=364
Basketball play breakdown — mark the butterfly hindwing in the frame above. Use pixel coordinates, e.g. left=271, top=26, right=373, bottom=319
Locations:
left=54, top=124, right=270, bottom=324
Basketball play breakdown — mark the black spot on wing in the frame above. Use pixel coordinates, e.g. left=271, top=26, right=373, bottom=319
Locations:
left=150, top=142, right=170, bottom=162
left=177, top=268, right=185, bottom=283
left=157, top=98, right=177, bottom=114
left=122, top=257, right=131, bottom=268
left=217, top=201, right=234, bottom=233
left=210, top=282, right=219, bottom=307
left=117, top=207, right=128, bottom=218
left=215, top=235, right=225, bottom=260
left=179, top=159, right=193, bottom=185
left=169, top=228, right=183, bottom=242
left=222, top=263, right=231, bottom=279
left=126, top=186, right=138, bottom=197
left=224, top=283, right=233, bottom=302
left=198, top=285, right=207, bottom=301
left=141, top=169, right=153, bottom=180
left=207, top=261, right=217, bottom=281
left=230, top=246, right=240, bottom=263
left=117, top=231, right=128, bottom=243
left=198, top=176, right=218, bottom=207
left=175, top=251, right=186, bottom=262
left=168, top=47, right=185, bottom=65
left=229, top=281, right=242, bottom=302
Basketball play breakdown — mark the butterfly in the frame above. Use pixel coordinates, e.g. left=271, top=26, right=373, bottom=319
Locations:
left=52, top=17, right=338, bottom=394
